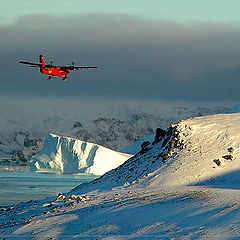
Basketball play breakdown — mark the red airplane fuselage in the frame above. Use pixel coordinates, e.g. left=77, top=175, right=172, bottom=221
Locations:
left=39, top=55, right=70, bottom=78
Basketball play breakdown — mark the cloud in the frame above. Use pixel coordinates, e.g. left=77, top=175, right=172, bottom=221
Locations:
left=1, top=13, right=240, bottom=102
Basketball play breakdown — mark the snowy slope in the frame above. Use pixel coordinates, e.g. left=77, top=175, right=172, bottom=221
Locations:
left=30, top=133, right=132, bottom=174
left=120, top=134, right=154, bottom=154
left=2, top=112, right=240, bottom=239
left=71, top=112, right=240, bottom=193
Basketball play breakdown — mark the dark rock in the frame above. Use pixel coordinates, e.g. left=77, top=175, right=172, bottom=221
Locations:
left=222, top=154, right=233, bottom=160
left=73, top=121, right=83, bottom=128
left=153, top=128, right=166, bottom=144
left=12, top=150, right=28, bottom=164
left=141, top=141, right=150, bottom=150
left=24, top=137, right=38, bottom=148
left=214, top=159, right=222, bottom=166
left=168, top=139, right=176, bottom=149
left=228, top=147, right=234, bottom=153
left=162, top=137, right=170, bottom=148
left=55, top=194, right=65, bottom=201
left=139, top=141, right=151, bottom=154
left=174, top=139, right=180, bottom=148
left=168, top=124, right=175, bottom=133
left=161, top=154, right=169, bottom=162
left=156, top=153, right=168, bottom=162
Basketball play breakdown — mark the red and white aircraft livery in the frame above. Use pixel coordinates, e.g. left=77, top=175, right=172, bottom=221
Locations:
left=19, top=55, right=98, bottom=81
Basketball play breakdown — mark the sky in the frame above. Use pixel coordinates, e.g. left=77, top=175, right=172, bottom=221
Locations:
left=1, top=1, right=240, bottom=108
left=1, top=1, right=240, bottom=24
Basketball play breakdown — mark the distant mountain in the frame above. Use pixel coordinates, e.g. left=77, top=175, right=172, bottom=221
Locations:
left=0, top=103, right=227, bottom=167
left=224, top=104, right=240, bottom=113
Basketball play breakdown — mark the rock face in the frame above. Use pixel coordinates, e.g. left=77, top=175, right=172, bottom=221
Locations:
left=30, top=133, right=132, bottom=174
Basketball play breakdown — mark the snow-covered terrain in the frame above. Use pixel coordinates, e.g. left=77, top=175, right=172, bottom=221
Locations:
left=120, top=134, right=154, bottom=155
left=30, top=133, right=132, bottom=175
left=0, top=99, right=227, bottom=167
left=2, top=112, right=240, bottom=239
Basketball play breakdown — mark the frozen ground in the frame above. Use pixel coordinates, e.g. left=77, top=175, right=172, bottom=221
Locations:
left=2, top=112, right=240, bottom=239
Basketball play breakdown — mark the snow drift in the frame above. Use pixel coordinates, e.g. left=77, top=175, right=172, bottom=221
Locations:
left=30, top=133, right=132, bottom=174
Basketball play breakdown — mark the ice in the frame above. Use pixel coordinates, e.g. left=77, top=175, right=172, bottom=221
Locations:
left=30, top=133, right=132, bottom=174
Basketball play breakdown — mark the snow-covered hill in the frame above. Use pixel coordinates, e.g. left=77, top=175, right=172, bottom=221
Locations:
left=3, top=112, right=240, bottom=239
left=72, top=112, right=240, bottom=193
left=30, top=133, right=132, bottom=174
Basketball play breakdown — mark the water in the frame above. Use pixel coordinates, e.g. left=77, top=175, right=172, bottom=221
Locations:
left=0, top=170, right=99, bottom=206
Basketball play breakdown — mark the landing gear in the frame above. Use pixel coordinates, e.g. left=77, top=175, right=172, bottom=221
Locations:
left=47, top=76, right=54, bottom=80
left=61, top=76, right=69, bottom=82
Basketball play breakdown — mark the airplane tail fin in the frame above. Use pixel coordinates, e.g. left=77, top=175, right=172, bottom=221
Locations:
left=39, top=55, right=45, bottom=68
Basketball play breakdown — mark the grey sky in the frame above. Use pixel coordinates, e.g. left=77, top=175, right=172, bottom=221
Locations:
left=1, top=14, right=240, bottom=103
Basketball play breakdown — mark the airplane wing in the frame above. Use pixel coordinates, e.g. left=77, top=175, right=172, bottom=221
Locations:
left=19, top=61, right=41, bottom=67
left=70, top=66, right=98, bottom=70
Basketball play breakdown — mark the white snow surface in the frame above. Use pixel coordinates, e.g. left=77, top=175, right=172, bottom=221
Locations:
left=3, top=113, right=240, bottom=239
left=30, top=133, right=132, bottom=175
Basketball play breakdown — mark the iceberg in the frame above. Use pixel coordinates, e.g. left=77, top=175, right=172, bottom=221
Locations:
left=30, top=133, right=132, bottom=174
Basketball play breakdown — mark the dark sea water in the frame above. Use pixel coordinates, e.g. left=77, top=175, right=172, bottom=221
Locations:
left=0, top=170, right=99, bottom=206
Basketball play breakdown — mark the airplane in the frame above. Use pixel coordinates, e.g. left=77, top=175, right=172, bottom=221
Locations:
left=19, top=55, right=98, bottom=81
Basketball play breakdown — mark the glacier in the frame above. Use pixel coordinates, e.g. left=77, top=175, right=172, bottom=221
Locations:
left=30, top=133, right=132, bottom=174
